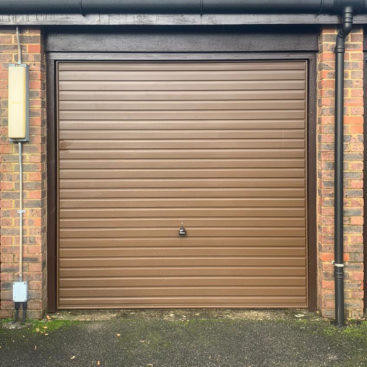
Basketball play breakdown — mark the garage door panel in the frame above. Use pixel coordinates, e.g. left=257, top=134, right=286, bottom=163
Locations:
left=60, top=188, right=305, bottom=199
left=60, top=140, right=304, bottom=151
left=60, top=228, right=305, bottom=238
left=60, top=247, right=305, bottom=258
left=60, top=237, right=306, bottom=248
left=60, top=130, right=305, bottom=141
left=60, top=198, right=304, bottom=210
left=59, top=61, right=306, bottom=71
left=60, top=178, right=305, bottom=189
left=60, top=277, right=306, bottom=288
left=60, top=148, right=305, bottom=160
left=60, top=267, right=306, bottom=278
left=60, top=209, right=305, bottom=220
left=59, top=287, right=306, bottom=299
left=59, top=70, right=305, bottom=81
left=59, top=80, right=305, bottom=91
left=58, top=297, right=307, bottom=308
left=58, top=61, right=308, bottom=309
left=60, top=257, right=306, bottom=268
left=59, top=158, right=305, bottom=170
left=60, top=90, right=306, bottom=101
left=59, top=168, right=305, bottom=179
left=60, top=217, right=305, bottom=229
left=60, top=100, right=305, bottom=111
left=60, top=110, right=305, bottom=120
left=60, top=120, right=305, bottom=130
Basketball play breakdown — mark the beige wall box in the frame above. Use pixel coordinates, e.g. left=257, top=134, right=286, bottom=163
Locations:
left=8, top=64, right=29, bottom=142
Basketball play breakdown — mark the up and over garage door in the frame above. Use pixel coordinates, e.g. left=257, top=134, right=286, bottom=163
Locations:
left=57, top=61, right=308, bottom=309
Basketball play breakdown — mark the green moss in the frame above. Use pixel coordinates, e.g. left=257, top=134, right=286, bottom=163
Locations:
left=0, top=316, right=77, bottom=333
left=312, top=320, right=367, bottom=341
left=29, top=319, right=78, bottom=334
left=335, top=322, right=367, bottom=340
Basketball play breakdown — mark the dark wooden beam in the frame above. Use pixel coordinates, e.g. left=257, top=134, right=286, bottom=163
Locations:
left=45, top=27, right=319, bottom=53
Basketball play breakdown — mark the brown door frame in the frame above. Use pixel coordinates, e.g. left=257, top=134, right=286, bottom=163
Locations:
left=47, top=51, right=317, bottom=312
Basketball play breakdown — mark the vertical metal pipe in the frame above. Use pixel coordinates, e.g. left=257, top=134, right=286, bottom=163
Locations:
left=334, top=6, right=353, bottom=327
left=16, top=26, right=21, bottom=65
left=334, top=39, right=345, bottom=327
left=18, top=142, right=24, bottom=281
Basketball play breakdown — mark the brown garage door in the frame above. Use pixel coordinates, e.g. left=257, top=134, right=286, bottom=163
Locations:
left=57, top=61, right=308, bottom=309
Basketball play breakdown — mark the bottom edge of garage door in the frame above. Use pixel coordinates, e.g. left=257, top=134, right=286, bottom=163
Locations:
left=58, top=304, right=308, bottom=310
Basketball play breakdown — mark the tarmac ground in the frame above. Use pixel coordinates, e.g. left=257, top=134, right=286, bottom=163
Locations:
left=1, top=309, right=367, bottom=367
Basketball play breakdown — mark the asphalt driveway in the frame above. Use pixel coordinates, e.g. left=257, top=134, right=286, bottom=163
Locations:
left=1, top=310, right=367, bottom=367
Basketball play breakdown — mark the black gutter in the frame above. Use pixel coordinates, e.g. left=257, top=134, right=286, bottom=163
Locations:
left=0, top=0, right=367, bottom=14
left=334, top=6, right=353, bottom=327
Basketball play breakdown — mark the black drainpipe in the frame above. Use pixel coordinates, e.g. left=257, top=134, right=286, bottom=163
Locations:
left=334, top=6, right=353, bottom=327
left=1, top=0, right=367, bottom=14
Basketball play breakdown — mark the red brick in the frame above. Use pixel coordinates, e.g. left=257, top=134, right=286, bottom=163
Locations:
left=345, top=119, right=363, bottom=130
left=351, top=273, right=364, bottom=281
left=347, top=125, right=363, bottom=134
left=319, top=52, right=335, bottom=62
left=0, top=26, right=46, bottom=317
left=317, top=27, right=364, bottom=320
left=322, top=280, right=334, bottom=290
left=27, top=44, right=41, bottom=53
left=320, top=253, right=334, bottom=262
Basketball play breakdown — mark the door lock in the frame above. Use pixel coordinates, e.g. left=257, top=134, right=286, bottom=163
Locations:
left=179, top=223, right=187, bottom=237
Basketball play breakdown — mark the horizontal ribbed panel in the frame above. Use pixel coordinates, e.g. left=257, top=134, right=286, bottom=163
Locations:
left=58, top=61, right=307, bottom=309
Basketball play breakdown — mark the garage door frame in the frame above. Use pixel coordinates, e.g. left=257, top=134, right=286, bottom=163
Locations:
left=46, top=35, right=317, bottom=312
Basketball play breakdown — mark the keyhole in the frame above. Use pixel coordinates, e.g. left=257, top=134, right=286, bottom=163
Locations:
left=179, top=221, right=187, bottom=237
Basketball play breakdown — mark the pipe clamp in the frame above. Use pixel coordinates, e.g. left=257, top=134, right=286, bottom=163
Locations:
left=332, top=261, right=345, bottom=267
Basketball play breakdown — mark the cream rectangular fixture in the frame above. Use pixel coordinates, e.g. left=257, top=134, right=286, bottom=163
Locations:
left=8, top=64, right=29, bottom=141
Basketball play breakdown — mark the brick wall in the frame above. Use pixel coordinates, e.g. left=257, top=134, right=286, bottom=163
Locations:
left=0, top=25, right=365, bottom=319
left=0, top=27, right=46, bottom=319
left=317, top=27, right=364, bottom=319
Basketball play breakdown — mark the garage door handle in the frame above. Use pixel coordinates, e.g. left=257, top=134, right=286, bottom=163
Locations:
left=179, top=224, right=187, bottom=237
